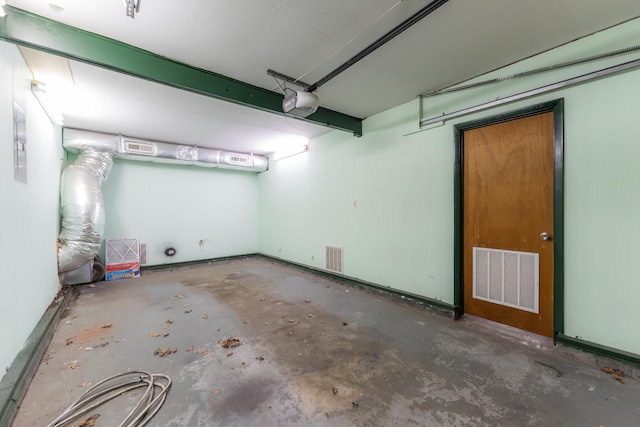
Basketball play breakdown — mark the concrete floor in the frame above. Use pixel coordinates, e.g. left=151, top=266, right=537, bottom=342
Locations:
left=11, top=257, right=640, bottom=426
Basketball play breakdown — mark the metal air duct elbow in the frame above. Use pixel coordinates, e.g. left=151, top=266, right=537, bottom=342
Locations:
left=57, top=149, right=113, bottom=273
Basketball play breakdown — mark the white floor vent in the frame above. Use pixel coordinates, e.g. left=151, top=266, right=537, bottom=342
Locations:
left=106, top=238, right=141, bottom=281
left=326, top=246, right=343, bottom=273
left=473, top=247, right=539, bottom=313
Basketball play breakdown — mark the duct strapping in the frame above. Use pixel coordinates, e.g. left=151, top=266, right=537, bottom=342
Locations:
left=58, top=149, right=113, bottom=273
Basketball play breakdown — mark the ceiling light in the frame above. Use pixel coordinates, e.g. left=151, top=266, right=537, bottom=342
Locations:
left=273, top=142, right=309, bottom=162
left=0, top=0, right=6, bottom=18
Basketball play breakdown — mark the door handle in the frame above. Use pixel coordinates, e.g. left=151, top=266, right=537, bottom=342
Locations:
left=540, top=232, right=552, bottom=241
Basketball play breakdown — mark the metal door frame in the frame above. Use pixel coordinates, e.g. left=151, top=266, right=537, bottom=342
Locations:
left=453, top=98, right=565, bottom=338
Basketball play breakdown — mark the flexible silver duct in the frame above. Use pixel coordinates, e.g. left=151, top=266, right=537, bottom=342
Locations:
left=63, top=128, right=269, bottom=172
left=58, top=149, right=113, bottom=273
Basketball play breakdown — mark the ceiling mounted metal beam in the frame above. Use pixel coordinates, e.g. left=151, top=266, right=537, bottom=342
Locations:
left=0, top=6, right=363, bottom=136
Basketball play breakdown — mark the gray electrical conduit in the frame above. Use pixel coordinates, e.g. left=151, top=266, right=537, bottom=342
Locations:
left=420, top=43, right=640, bottom=97
left=46, top=371, right=171, bottom=427
left=57, top=149, right=113, bottom=273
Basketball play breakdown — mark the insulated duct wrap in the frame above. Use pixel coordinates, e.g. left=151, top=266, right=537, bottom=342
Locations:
left=58, top=149, right=113, bottom=273
left=63, top=128, right=269, bottom=172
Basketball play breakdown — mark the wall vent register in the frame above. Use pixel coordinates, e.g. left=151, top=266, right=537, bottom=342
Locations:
left=326, top=246, right=344, bottom=273
left=472, top=247, right=539, bottom=313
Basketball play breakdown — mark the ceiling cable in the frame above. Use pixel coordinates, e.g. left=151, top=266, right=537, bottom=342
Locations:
left=292, top=0, right=404, bottom=86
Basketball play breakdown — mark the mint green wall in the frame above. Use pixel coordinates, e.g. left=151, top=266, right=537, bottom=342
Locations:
left=102, top=160, right=259, bottom=266
left=258, top=102, right=455, bottom=303
left=0, top=41, right=64, bottom=378
left=259, top=18, right=640, bottom=355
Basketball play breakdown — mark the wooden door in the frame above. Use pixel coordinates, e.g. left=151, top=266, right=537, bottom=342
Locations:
left=463, top=112, right=555, bottom=337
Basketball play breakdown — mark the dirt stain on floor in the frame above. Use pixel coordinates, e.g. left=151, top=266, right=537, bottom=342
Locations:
left=180, top=269, right=442, bottom=424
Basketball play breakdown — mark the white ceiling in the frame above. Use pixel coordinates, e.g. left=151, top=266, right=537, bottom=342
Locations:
left=6, top=0, right=640, bottom=154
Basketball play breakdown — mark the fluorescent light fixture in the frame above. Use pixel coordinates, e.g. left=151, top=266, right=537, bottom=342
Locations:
left=0, top=0, right=6, bottom=18
left=272, top=143, right=309, bottom=161
left=31, top=80, right=64, bottom=125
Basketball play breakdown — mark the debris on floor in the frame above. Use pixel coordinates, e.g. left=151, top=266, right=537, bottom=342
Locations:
left=202, top=314, right=209, bottom=319
left=332, top=387, right=338, bottom=395
left=101, top=324, right=112, bottom=329
left=154, top=347, right=177, bottom=357
left=76, top=414, right=100, bottom=427
left=148, top=332, right=160, bottom=337
left=42, top=350, right=55, bottom=363
left=67, top=363, right=80, bottom=370
left=602, top=366, right=625, bottom=383
left=218, top=337, right=242, bottom=348
left=84, top=341, right=109, bottom=351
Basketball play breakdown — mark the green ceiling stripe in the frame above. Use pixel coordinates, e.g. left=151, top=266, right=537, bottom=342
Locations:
left=0, top=6, right=363, bottom=136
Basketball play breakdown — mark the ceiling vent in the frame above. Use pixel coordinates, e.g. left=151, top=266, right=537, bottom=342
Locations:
left=226, top=153, right=251, bottom=166
left=124, top=140, right=156, bottom=156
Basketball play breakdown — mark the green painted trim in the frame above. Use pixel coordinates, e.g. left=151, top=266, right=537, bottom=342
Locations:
left=556, top=334, right=640, bottom=367
left=140, top=254, right=260, bottom=272
left=452, top=132, right=464, bottom=319
left=552, top=100, right=565, bottom=334
left=453, top=99, right=565, bottom=333
left=0, top=287, right=73, bottom=426
left=259, top=254, right=458, bottom=315
left=0, top=6, right=363, bottom=136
